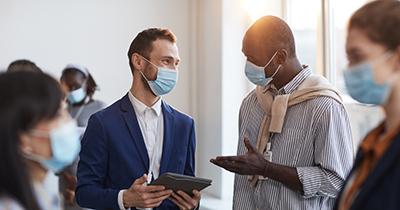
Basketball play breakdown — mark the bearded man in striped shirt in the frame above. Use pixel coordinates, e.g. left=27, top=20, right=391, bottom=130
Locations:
left=211, top=15, right=354, bottom=210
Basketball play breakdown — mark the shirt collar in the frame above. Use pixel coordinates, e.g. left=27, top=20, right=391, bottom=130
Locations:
left=263, top=65, right=312, bottom=95
left=128, top=91, right=162, bottom=116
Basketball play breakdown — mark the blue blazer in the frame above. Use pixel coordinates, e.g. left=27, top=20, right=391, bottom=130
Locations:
left=76, top=93, right=196, bottom=210
left=334, top=130, right=400, bottom=210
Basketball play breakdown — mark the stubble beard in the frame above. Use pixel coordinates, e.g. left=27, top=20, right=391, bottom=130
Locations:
left=140, top=64, right=157, bottom=96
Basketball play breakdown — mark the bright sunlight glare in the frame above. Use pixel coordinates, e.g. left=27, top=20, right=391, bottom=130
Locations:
left=242, top=0, right=267, bottom=21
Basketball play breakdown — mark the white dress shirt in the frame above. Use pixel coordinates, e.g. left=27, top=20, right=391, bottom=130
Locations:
left=118, top=91, right=164, bottom=210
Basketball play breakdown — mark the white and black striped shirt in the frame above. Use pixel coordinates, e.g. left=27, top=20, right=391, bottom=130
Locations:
left=233, top=67, right=353, bottom=210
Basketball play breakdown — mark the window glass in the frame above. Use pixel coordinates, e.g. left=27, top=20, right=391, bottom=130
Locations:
left=286, top=0, right=319, bottom=74
left=331, top=0, right=385, bottom=145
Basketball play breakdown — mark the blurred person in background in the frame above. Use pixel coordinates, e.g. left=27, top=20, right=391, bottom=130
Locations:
left=335, top=1, right=400, bottom=209
left=7, top=59, right=42, bottom=73
left=59, top=64, right=106, bottom=209
left=0, top=71, right=80, bottom=210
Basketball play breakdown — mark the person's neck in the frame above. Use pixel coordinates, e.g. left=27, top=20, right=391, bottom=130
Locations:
left=383, top=83, right=400, bottom=135
left=130, top=82, right=160, bottom=107
left=271, top=58, right=303, bottom=90
left=27, top=160, right=47, bottom=183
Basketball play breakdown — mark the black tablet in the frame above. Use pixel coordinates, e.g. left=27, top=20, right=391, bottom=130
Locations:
left=149, top=172, right=212, bottom=196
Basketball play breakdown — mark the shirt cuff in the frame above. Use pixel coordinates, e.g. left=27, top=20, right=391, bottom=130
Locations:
left=296, top=167, right=323, bottom=198
left=118, top=190, right=129, bottom=210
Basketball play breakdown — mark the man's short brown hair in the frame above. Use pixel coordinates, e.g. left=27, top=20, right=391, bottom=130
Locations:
left=127, top=28, right=177, bottom=74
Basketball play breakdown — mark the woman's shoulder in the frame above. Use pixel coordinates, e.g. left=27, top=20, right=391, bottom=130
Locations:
left=0, top=195, right=25, bottom=209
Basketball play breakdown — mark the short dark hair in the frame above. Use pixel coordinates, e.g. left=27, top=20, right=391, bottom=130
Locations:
left=249, top=15, right=296, bottom=58
left=127, top=28, right=177, bottom=74
left=7, top=59, right=42, bottom=73
left=348, top=1, right=400, bottom=51
left=0, top=71, right=63, bottom=210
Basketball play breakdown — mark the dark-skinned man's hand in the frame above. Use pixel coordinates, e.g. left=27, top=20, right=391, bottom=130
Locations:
left=210, top=136, right=268, bottom=176
left=210, top=136, right=304, bottom=191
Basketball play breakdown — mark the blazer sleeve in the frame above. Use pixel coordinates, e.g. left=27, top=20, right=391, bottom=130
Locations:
left=184, top=119, right=196, bottom=177
left=75, top=113, right=120, bottom=210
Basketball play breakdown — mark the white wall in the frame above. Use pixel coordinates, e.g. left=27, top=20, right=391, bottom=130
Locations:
left=0, top=0, right=195, bottom=201
left=193, top=0, right=224, bottom=198
left=0, top=0, right=193, bottom=115
left=0, top=0, right=283, bottom=208
left=221, top=0, right=252, bottom=200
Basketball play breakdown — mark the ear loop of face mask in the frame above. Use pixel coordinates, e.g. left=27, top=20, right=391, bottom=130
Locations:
left=265, top=51, right=281, bottom=78
left=22, top=116, right=69, bottom=162
left=372, top=51, right=400, bottom=84
left=137, top=55, right=159, bottom=81
left=261, top=50, right=282, bottom=92
left=136, top=55, right=164, bottom=96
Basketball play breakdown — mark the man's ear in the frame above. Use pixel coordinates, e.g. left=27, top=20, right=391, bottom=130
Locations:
left=276, top=49, right=287, bottom=65
left=131, top=53, right=145, bottom=71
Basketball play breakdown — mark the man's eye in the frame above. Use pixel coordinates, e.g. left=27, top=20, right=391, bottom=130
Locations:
left=162, top=60, right=169, bottom=64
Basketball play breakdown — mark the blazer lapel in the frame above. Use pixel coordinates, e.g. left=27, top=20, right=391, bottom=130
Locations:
left=159, top=101, right=175, bottom=175
left=120, top=93, right=149, bottom=170
left=351, top=132, right=400, bottom=210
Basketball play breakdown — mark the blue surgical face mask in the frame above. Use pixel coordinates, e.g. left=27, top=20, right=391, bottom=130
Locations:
left=66, top=85, right=86, bottom=104
left=139, top=55, right=178, bottom=96
left=24, top=120, right=81, bottom=173
left=245, top=50, right=281, bottom=86
left=344, top=51, right=398, bottom=105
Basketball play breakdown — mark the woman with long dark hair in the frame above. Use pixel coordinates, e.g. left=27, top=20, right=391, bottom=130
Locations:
left=0, top=71, right=80, bottom=210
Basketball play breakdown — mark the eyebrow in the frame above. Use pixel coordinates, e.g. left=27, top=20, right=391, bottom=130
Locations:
left=161, top=55, right=180, bottom=63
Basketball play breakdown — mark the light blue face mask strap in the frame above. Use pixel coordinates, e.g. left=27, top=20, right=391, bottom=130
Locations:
left=138, top=68, right=160, bottom=96
left=263, top=50, right=280, bottom=69
left=139, top=54, right=160, bottom=70
left=372, top=50, right=394, bottom=69
left=387, top=71, right=400, bottom=84
left=370, top=50, right=400, bottom=84
left=28, top=129, right=49, bottom=138
left=270, top=64, right=281, bottom=78
left=138, top=68, right=150, bottom=82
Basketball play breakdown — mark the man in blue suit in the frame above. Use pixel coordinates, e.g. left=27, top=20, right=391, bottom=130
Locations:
left=76, top=28, right=201, bottom=210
